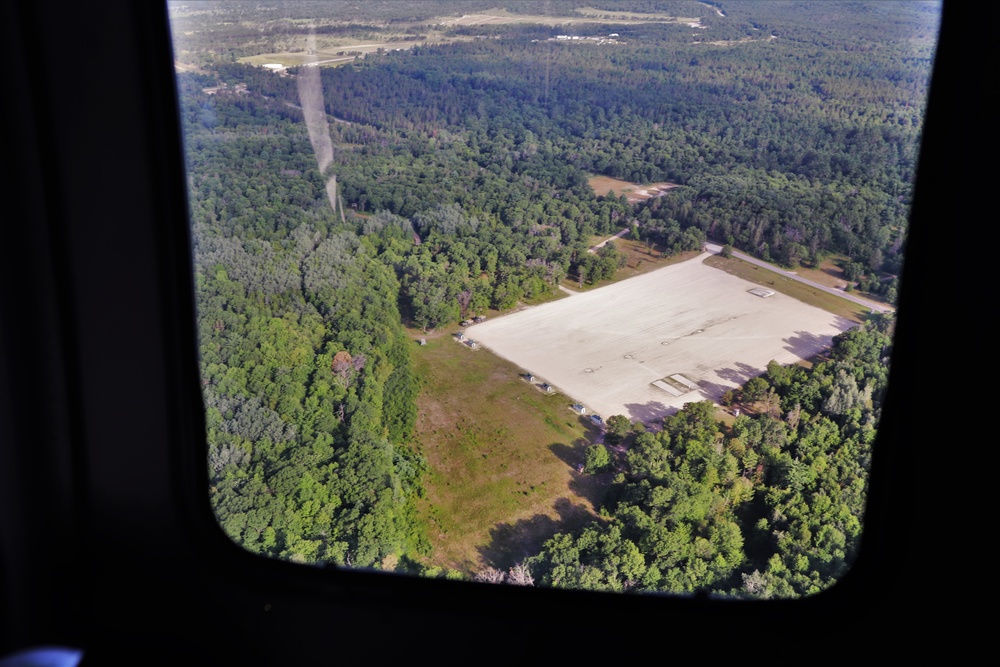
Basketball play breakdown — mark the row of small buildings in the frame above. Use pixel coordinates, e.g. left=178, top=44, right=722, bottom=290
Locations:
left=570, top=402, right=604, bottom=427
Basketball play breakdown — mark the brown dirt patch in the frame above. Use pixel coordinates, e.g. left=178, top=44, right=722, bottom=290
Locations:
left=586, top=175, right=679, bottom=203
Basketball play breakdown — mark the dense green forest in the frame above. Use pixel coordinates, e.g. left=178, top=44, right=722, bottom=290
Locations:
left=523, top=316, right=891, bottom=597
left=172, top=1, right=936, bottom=595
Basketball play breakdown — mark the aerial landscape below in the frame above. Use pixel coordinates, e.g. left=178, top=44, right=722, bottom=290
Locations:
left=169, top=0, right=937, bottom=598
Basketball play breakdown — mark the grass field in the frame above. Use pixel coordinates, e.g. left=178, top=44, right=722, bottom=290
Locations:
left=440, top=7, right=695, bottom=27
left=574, top=6, right=701, bottom=23
left=239, top=40, right=426, bottom=68
left=235, top=7, right=700, bottom=70
left=794, top=256, right=851, bottom=290
left=410, top=332, right=609, bottom=574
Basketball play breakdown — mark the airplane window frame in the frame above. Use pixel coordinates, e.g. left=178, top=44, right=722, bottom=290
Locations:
left=2, top=0, right=958, bottom=658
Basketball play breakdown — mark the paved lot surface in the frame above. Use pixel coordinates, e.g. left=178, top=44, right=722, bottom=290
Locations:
left=466, top=252, right=855, bottom=423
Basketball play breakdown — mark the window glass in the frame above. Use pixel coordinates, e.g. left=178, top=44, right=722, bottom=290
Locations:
left=168, top=0, right=939, bottom=598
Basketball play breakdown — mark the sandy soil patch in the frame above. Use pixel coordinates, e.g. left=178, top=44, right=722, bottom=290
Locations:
left=467, top=252, right=854, bottom=424
left=587, top=175, right=679, bottom=203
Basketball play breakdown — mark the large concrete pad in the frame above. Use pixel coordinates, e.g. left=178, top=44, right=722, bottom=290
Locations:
left=466, top=253, right=855, bottom=423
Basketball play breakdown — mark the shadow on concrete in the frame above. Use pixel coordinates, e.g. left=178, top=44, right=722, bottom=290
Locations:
left=783, top=330, right=834, bottom=359
left=717, top=361, right=762, bottom=385
left=696, top=379, right=733, bottom=402
left=623, top=400, right=673, bottom=424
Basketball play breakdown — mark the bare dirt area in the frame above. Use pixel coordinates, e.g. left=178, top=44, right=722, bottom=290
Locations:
left=586, top=175, right=679, bottom=203
left=467, top=252, right=855, bottom=425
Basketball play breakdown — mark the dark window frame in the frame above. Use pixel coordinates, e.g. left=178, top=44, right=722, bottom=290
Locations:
left=2, top=0, right=963, bottom=659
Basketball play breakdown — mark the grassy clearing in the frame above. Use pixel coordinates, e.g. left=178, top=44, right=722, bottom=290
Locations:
left=238, top=30, right=475, bottom=68
left=587, top=175, right=637, bottom=198
left=575, top=7, right=700, bottom=22
left=616, top=238, right=700, bottom=278
left=439, top=8, right=686, bottom=27
left=410, top=332, right=608, bottom=574
left=794, top=256, right=850, bottom=289
left=239, top=53, right=324, bottom=67
left=703, top=254, right=871, bottom=323
left=586, top=175, right=678, bottom=203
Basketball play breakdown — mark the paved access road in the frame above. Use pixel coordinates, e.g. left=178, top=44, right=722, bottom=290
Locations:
left=703, top=243, right=893, bottom=314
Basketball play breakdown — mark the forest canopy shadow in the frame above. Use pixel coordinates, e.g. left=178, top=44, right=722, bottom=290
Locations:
left=477, top=497, right=594, bottom=570
left=624, top=399, right=672, bottom=423
left=717, top=362, right=762, bottom=385
left=783, top=330, right=833, bottom=358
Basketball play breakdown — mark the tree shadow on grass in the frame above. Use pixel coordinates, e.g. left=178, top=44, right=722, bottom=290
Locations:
left=477, top=497, right=595, bottom=571
left=571, top=413, right=606, bottom=440
left=547, top=440, right=615, bottom=512
left=549, top=438, right=589, bottom=470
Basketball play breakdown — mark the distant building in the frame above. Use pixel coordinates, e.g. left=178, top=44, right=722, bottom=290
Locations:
left=571, top=403, right=586, bottom=414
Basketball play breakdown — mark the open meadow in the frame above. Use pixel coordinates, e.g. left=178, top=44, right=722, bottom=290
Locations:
left=410, top=333, right=608, bottom=574
left=467, top=251, right=856, bottom=424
